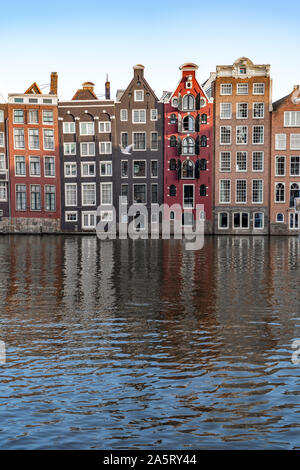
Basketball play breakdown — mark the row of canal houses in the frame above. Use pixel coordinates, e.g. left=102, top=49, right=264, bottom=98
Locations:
left=0, top=57, right=299, bottom=235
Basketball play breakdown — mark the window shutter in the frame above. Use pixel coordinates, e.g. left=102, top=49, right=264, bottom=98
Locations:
left=177, top=159, right=181, bottom=179
left=178, top=114, right=182, bottom=133
left=177, top=136, right=182, bottom=156
left=195, top=136, right=200, bottom=155
left=178, top=93, right=182, bottom=111
left=196, top=93, right=201, bottom=110
left=195, top=114, right=200, bottom=132
left=195, top=159, right=200, bottom=179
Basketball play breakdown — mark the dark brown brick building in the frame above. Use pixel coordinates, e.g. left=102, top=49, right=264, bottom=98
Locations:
left=0, top=99, right=9, bottom=229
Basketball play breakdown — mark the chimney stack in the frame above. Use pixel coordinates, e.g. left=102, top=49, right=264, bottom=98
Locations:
left=105, top=74, right=110, bottom=100
left=50, top=72, right=58, bottom=95
left=293, top=85, right=300, bottom=91
left=82, top=82, right=95, bottom=92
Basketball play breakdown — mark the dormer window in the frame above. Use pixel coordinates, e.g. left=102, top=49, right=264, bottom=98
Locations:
left=134, top=90, right=144, bottom=102
left=182, top=94, right=195, bottom=111
left=239, top=66, right=246, bottom=74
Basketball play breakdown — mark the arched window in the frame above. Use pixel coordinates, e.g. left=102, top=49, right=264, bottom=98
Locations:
left=171, top=97, right=178, bottom=108
left=201, top=135, right=207, bottom=147
left=201, top=114, right=207, bottom=124
left=182, top=94, right=195, bottom=111
left=169, top=185, right=176, bottom=196
left=182, top=160, right=194, bottom=178
left=183, top=115, right=195, bottom=131
left=275, top=183, right=285, bottom=202
left=170, top=135, right=177, bottom=147
left=170, top=113, right=177, bottom=124
left=290, top=183, right=300, bottom=207
left=276, top=213, right=284, bottom=223
left=182, top=137, right=195, bottom=155
left=169, top=158, right=176, bottom=170
left=200, top=159, right=207, bottom=171
left=200, top=184, right=207, bottom=196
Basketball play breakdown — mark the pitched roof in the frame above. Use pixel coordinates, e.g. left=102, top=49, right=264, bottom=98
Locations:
left=72, top=88, right=98, bottom=100
left=272, top=94, right=290, bottom=111
left=24, top=82, right=42, bottom=95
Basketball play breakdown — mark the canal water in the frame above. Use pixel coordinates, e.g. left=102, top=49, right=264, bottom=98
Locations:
left=0, top=235, right=299, bottom=449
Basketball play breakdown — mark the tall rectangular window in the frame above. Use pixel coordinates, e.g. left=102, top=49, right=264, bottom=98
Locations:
left=82, top=183, right=96, bottom=206
left=45, top=185, right=56, bottom=211
left=133, top=160, right=146, bottom=178
left=0, top=182, right=7, bottom=201
left=15, top=156, right=26, bottom=176
left=253, top=126, right=264, bottom=144
left=151, top=184, right=158, bottom=203
left=0, top=154, right=6, bottom=170
left=101, top=183, right=113, bottom=205
left=236, top=126, right=248, bottom=144
left=133, top=184, right=146, bottom=204
left=44, top=156, right=55, bottom=177
left=121, top=184, right=128, bottom=204
left=151, top=160, right=158, bottom=177
left=183, top=185, right=194, bottom=208
left=220, top=103, right=232, bottom=119
left=65, top=184, right=77, bottom=206
left=43, top=129, right=54, bottom=150
left=133, top=132, right=146, bottom=150
left=28, top=110, right=39, bottom=124
left=43, top=110, right=53, bottom=124
left=236, top=180, right=247, bottom=203
left=275, top=156, right=286, bottom=176
left=290, top=134, right=300, bottom=150
left=290, top=156, right=300, bottom=176
left=16, top=184, right=26, bottom=210
left=13, top=110, right=24, bottom=124
left=236, top=152, right=247, bottom=171
left=14, top=129, right=25, bottom=149
left=237, top=103, right=248, bottom=119
left=275, top=134, right=286, bottom=150
left=252, top=180, right=263, bottom=203
left=121, top=160, right=128, bottom=178
left=29, top=156, right=41, bottom=176
left=30, top=185, right=41, bottom=210
left=0, top=132, right=4, bottom=147
left=220, top=180, right=231, bottom=203
left=120, top=109, right=128, bottom=121
left=28, top=129, right=40, bottom=149
left=220, top=152, right=231, bottom=171
left=121, top=132, right=128, bottom=149
left=253, top=103, right=264, bottom=118
left=151, top=132, right=158, bottom=150
left=220, top=126, right=231, bottom=145
left=252, top=152, right=264, bottom=171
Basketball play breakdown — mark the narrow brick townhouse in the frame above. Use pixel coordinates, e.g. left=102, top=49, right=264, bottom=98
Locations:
left=0, top=96, right=9, bottom=231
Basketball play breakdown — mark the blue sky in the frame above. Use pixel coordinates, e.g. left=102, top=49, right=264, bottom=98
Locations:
left=1, top=0, right=300, bottom=101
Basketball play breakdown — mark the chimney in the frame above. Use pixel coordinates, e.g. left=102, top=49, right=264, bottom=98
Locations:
left=133, top=64, right=145, bottom=80
left=293, top=85, right=300, bottom=91
left=50, top=72, right=58, bottom=95
left=105, top=74, right=110, bottom=100
left=82, top=82, right=95, bottom=92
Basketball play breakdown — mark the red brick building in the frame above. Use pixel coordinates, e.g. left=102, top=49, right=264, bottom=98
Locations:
left=7, top=73, right=61, bottom=232
left=270, top=86, right=300, bottom=233
left=163, top=63, right=213, bottom=232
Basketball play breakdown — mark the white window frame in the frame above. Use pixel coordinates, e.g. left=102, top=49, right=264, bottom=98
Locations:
left=132, top=109, right=146, bottom=124
left=65, top=183, right=77, bottom=207
left=81, top=182, right=96, bottom=206
left=220, top=102, right=232, bottom=119
left=64, top=142, right=76, bottom=155
left=275, top=155, right=286, bottom=177
left=44, top=156, right=55, bottom=177
left=82, top=211, right=97, bottom=229
left=220, top=151, right=231, bottom=172
left=220, top=126, right=231, bottom=145
left=253, top=102, right=264, bottom=119
left=64, top=162, right=77, bottom=177
left=290, top=134, right=300, bottom=150
left=253, top=83, right=265, bottom=95
left=134, top=90, right=144, bottom=102
left=150, top=109, right=158, bottom=121
left=100, top=210, right=113, bottom=222
left=183, top=184, right=195, bottom=209
left=150, top=131, right=158, bottom=151
left=43, top=128, right=55, bottom=150
left=232, top=212, right=250, bottom=229
left=275, top=182, right=285, bottom=203
left=220, top=84, right=232, bottom=96
left=252, top=125, right=264, bottom=145
left=236, top=126, right=248, bottom=145
left=236, top=151, right=248, bottom=172
left=120, top=109, right=128, bottom=121
left=42, top=109, right=54, bottom=125
left=275, top=133, right=286, bottom=150
left=151, top=160, right=158, bottom=178
left=235, top=179, right=247, bottom=204
left=99, top=142, right=112, bottom=154
left=14, top=155, right=26, bottom=177
left=79, top=121, right=95, bottom=136
left=63, top=122, right=75, bottom=134
left=276, top=213, right=284, bottom=223
left=289, top=212, right=299, bottom=230
left=0, top=132, right=5, bottom=148
left=133, top=183, right=147, bottom=204
left=252, top=151, right=264, bottom=172
left=290, top=155, right=300, bottom=176
left=219, top=179, right=231, bottom=204
left=237, top=83, right=248, bottom=95
left=80, top=142, right=95, bottom=156
left=132, top=132, right=146, bottom=151
left=65, top=211, right=78, bottom=222
left=252, top=179, right=264, bottom=204
left=218, top=212, right=229, bottom=229
left=284, top=111, right=300, bottom=127
left=81, top=161, right=96, bottom=178
left=100, top=161, right=113, bottom=177
left=236, top=102, right=248, bottom=119
left=253, top=212, right=264, bottom=229
left=101, top=182, right=113, bottom=206
left=98, top=121, right=111, bottom=133
left=29, top=155, right=41, bottom=177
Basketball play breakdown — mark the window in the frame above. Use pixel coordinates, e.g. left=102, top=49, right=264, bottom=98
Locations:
left=121, top=184, right=128, bottom=204
left=290, top=183, right=300, bottom=208
left=121, top=160, right=128, bottom=178
left=133, top=160, right=146, bottom=177
left=133, top=110, right=146, bottom=123
left=253, top=126, right=264, bottom=144
left=43, top=110, right=53, bottom=124
left=81, top=142, right=95, bottom=156
left=252, top=152, right=264, bottom=171
left=201, top=114, right=207, bottom=124
left=16, top=184, right=26, bottom=210
left=43, top=99, right=52, bottom=104
left=133, top=132, right=146, bottom=150
left=182, top=94, right=195, bottom=111
left=0, top=110, right=3, bottom=122
left=64, top=162, right=77, bottom=177
left=171, top=97, right=178, bottom=108
left=253, top=83, right=265, bottom=95
left=63, top=122, right=75, bottom=133
left=151, top=160, right=158, bottom=177
left=14, top=129, right=25, bottom=149
left=28, top=129, right=40, bottom=149
left=169, top=184, right=176, bottom=196
left=64, top=142, right=76, bottom=155
left=236, top=180, right=247, bottom=203
left=200, top=135, right=207, bottom=147
left=252, top=180, right=263, bottom=203
left=43, top=129, right=54, bottom=150
left=236, top=126, right=248, bottom=144
left=134, top=90, right=144, bottom=102
left=100, top=161, right=112, bottom=176
left=218, top=212, right=229, bottom=229
left=233, top=212, right=249, bottom=229
left=183, top=185, right=194, bottom=208
left=28, top=99, right=38, bottom=104
left=290, top=213, right=299, bottom=229
left=275, top=156, right=286, bottom=176
left=237, top=83, right=248, bottom=95
left=65, top=212, right=77, bottom=222
left=200, top=159, right=207, bottom=171
left=276, top=213, right=284, bottom=223
left=220, top=152, right=231, bottom=171
left=80, top=122, right=94, bottom=135
left=182, top=137, right=195, bottom=155
left=45, top=185, right=56, bottom=211
left=182, top=160, right=194, bottom=178
left=170, top=211, right=175, bottom=220
left=82, top=183, right=96, bottom=206
left=44, top=156, right=55, bottom=177
left=275, top=182, right=285, bottom=202
left=0, top=154, right=5, bottom=170
left=0, top=182, right=7, bottom=201
left=220, top=180, right=231, bottom=203
left=275, top=134, right=286, bottom=150
left=15, top=156, right=26, bottom=176
left=28, top=110, right=39, bottom=124
left=151, top=109, right=158, bottom=121
left=14, top=98, right=24, bottom=103
left=30, top=185, right=41, bottom=210
left=120, top=109, right=128, bottom=121
left=13, top=109, right=24, bottom=124
left=237, top=103, right=248, bottom=119
left=290, top=156, right=300, bottom=176
left=82, top=212, right=96, bottom=229
left=284, top=111, right=300, bottom=127
left=220, top=103, right=232, bottom=119
left=81, top=162, right=96, bottom=177
left=101, top=182, right=113, bottom=205
left=183, top=115, right=195, bottom=131
left=0, top=132, right=4, bottom=147
left=121, top=132, right=128, bottom=149
left=99, top=121, right=111, bottom=132
left=169, top=159, right=176, bottom=171
left=220, top=126, right=231, bottom=145
left=29, top=156, right=41, bottom=176
left=151, top=184, right=158, bottom=203
left=151, top=132, right=158, bottom=150
left=290, top=134, right=300, bottom=150
left=133, top=184, right=146, bottom=204
left=170, top=113, right=177, bottom=124
left=220, top=84, right=232, bottom=95
left=239, top=66, right=246, bottom=74
left=200, top=184, right=207, bottom=196
left=236, top=152, right=247, bottom=171
left=254, top=212, right=264, bottom=229
left=99, top=142, right=112, bottom=154
left=253, top=103, right=264, bottom=119
left=65, top=184, right=77, bottom=206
